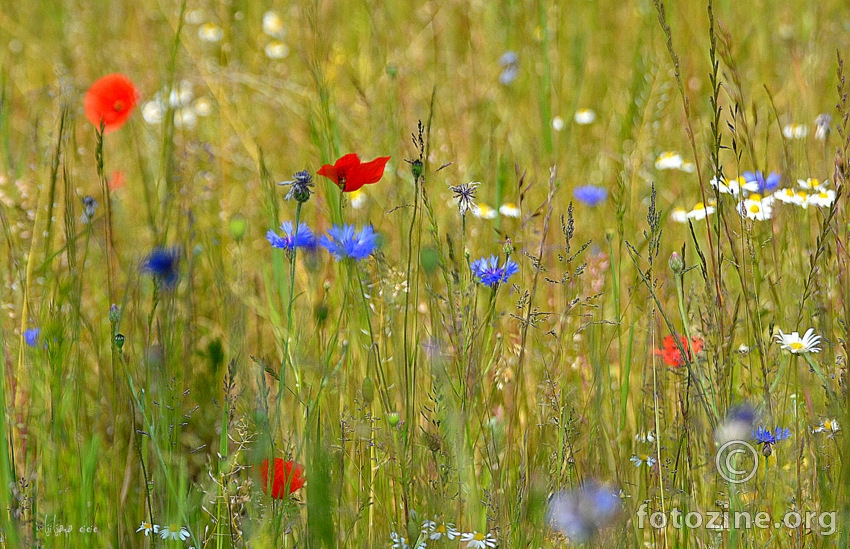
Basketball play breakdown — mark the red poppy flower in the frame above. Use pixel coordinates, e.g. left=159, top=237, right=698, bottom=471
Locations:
left=317, top=153, right=390, bottom=192
left=654, top=334, right=704, bottom=367
left=84, top=74, right=138, bottom=133
left=258, top=458, right=305, bottom=498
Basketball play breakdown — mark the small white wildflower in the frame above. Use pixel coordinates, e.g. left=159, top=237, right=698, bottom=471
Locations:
left=460, top=530, right=498, bottom=548
left=198, top=22, right=223, bottom=42
left=574, top=108, right=596, bottom=125
left=655, top=151, right=684, bottom=170
left=782, top=123, right=808, bottom=139
left=552, top=115, right=565, bottom=131
left=775, top=328, right=821, bottom=354
left=630, top=454, right=656, bottom=468
left=499, top=202, right=520, bottom=218
left=262, top=10, right=285, bottom=38
left=265, top=41, right=290, bottom=59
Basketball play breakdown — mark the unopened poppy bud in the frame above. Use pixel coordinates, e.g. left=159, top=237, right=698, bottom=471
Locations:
left=411, top=159, right=423, bottom=180
left=361, top=377, right=375, bottom=405
left=229, top=214, right=247, bottom=241
left=669, top=252, right=684, bottom=274
left=114, top=333, right=125, bottom=351
left=387, top=411, right=400, bottom=428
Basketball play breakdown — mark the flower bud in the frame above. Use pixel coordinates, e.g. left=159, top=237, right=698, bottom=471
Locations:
left=387, top=411, right=400, bottom=428
left=361, top=377, right=375, bottom=405
left=668, top=251, right=684, bottom=274
left=411, top=159, right=423, bottom=180
left=229, top=214, right=247, bottom=241
left=109, top=304, right=120, bottom=324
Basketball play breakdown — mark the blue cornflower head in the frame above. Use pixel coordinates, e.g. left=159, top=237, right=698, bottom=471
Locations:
left=470, top=255, right=519, bottom=287
left=143, top=247, right=180, bottom=287
left=742, top=171, right=780, bottom=193
left=267, top=222, right=317, bottom=251
left=319, top=224, right=379, bottom=261
left=547, top=480, right=622, bottom=543
left=753, top=426, right=791, bottom=446
left=573, top=185, right=608, bottom=206
left=498, top=51, right=519, bottom=85
left=24, top=328, right=40, bottom=347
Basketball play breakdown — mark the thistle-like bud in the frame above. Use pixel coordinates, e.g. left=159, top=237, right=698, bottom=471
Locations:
left=279, top=170, right=314, bottom=203
left=114, top=333, right=125, bottom=351
left=669, top=251, right=684, bottom=274
left=503, top=237, right=514, bottom=257
left=109, top=304, right=120, bottom=324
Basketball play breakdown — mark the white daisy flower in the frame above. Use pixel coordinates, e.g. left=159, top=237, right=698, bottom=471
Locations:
left=174, top=107, right=198, bottom=130
left=654, top=151, right=684, bottom=170
left=136, top=521, right=159, bottom=536
left=635, top=431, right=656, bottom=444
left=262, top=10, right=285, bottom=38
left=159, top=524, right=190, bottom=541
left=813, top=419, right=840, bottom=437
left=630, top=454, right=656, bottom=468
left=782, top=123, right=808, bottom=139
left=426, top=520, right=459, bottom=540
left=669, top=207, right=688, bottom=223
left=390, top=532, right=408, bottom=549
left=499, top=203, right=520, bottom=218
left=685, top=202, right=715, bottom=220
left=773, top=188, right=808, bottom=208
left=807, top=189, right=836, bottom=208
left=265, top=40, right=290, bottom=59
left=739, top=194, right=773, bottom=221
left=574, top=108, right=596, bottom=125
left=710, top=175, right=742, bottom=196
left=797, top=178, right=827, bottom=191
left=680, top=161, right=696, bottom=173
left=198, top=22, right=223, bottom=42
left=775, top=328, right=821, bottom=354
left=461, top=531, right=498, bottom=548
left=551, top=115, right=565, bottom=131
left=472, top=204, right=497, bottom=219
left=141, top=99, right=165, bottom=125
left=168, top=80, right=193, bottom=108
left=192, top=97, right=213, bottom=117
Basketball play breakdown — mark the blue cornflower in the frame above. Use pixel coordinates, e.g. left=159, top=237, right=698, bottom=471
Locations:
left=143, top=247, right=180, bottom=287
left=267, top=222, right=317, bottom=251
left=24, top=328, right=40, bottom=347
left=470, top=255, right=519, bottom=287
left=573, top=185, right=608, bottom=206
left=753, top=426, right=791, bottom=446
left=498, top=51, right=519, bottom=85
left=742, top=171, right=780, bottom=193
left=319, top=224, right=379, bottom=261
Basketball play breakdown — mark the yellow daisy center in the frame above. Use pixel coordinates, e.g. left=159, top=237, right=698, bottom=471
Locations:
left=474, top=532, right=486, bottom=541
left=749, top=204, right=761, bottom=213
left=819, top=192, right=829, bottom=198
left=750, top=193, right=763, bottom=201
left=790, top=342, right=803, bottom=350
left=693, top=202, right=705, bottom=210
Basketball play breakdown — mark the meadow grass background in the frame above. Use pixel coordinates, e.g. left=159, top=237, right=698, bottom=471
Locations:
left=1, top=0, right=849, bottom=547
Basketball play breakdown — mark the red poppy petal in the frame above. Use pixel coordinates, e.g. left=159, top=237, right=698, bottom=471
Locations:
left=84, top=74, right=138, bottom=133
left=317, top=164, right=340, bottom=184
left=344, top=156, right=390, bottom=192
left=334, top=153, right=362, bottom=169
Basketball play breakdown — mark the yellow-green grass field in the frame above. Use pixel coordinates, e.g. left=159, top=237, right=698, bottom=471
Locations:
left=1, top=0, right=849, bottom=547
